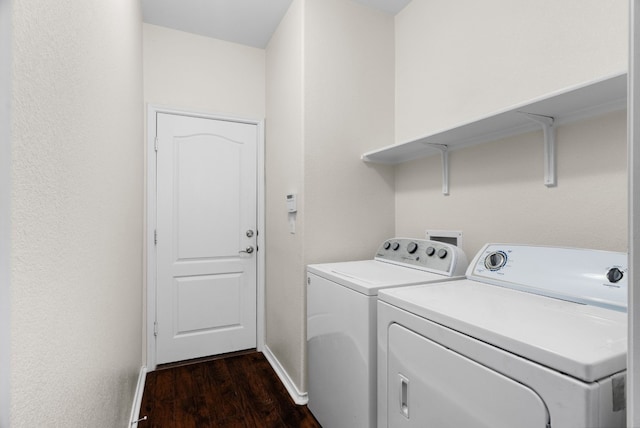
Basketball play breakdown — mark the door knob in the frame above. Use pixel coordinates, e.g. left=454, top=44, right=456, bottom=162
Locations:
left=246, top=230, right=254, bottom=238
left=239, top=246, right=254, bottom=254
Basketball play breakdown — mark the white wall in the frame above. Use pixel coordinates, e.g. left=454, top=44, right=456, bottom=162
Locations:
left=0, top=0, right=11, bottom=426
left=265, top=0, right=395, bottom=393
left=10, top=1, right=144, bottom=426
left=394, top=0, right=629, bottom=258
left=265, top=0, right=307, bottom=394
left=396, top=0, right=628, bottom=143
left=143, top=24, right=266, bottom=119
left=396, top=111, right=627, bottom=254
left=304, top=0, right=395, bottom=264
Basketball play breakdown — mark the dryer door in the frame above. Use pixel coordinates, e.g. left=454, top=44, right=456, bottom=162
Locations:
left=387, top=324, right=550, bottom=428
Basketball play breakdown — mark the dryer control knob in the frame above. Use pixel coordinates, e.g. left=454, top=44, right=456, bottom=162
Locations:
left=437, top=248, right=448, bottom=259
left=485, top=251, right=507, bottom=271
left=383, top=241, right=391, bottom=250
left=392, top=242, right=400, bottom=251
left=407, top=242, right=418, bottom=254
left=607, top=267, right=624, bottom=283
left=426, top=247, right=436, bottom=256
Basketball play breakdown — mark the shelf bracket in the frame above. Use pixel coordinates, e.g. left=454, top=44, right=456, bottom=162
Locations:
left=519, top=112, right=556, bottom=187
left=427, top=143, right=449, bottom=195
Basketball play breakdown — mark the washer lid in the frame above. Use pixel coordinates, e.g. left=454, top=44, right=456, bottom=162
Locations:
left=307, top=260, right=456, bottom=296
left=379, top=280, right=627, bottom=382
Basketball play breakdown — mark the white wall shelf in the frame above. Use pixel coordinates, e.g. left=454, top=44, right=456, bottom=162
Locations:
left=362, top=72, right=627, bottom=194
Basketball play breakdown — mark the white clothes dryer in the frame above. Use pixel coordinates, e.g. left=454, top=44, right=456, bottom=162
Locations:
left=307, top=238, right=467, bottom=428
left=378, top=244, right=628, bottom=428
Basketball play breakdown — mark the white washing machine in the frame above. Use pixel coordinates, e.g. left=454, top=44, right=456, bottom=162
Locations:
left=377, top=244, right=628, bottom=428
left=307, top=238, right=468, bottom=428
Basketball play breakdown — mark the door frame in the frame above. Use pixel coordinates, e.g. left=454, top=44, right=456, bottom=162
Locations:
left=630, top=0, right=640, bottom=421
left=145, top=105, right=265, bottom=370
left=0, top=0, right=10, bottom=423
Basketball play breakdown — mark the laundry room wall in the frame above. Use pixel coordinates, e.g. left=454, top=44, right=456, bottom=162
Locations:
left=393, top=0, right=629, bottom=257
left=143, top=24, right=266, bottom=119
left=265, top=0, right=306, bottom=397
left=0, top=0, right=10, bottom=425
left=303, top=0, right=395, bottom=265
left=10, top=0, right=144, bottom=426
left=265, top=0, right=395, bottom=395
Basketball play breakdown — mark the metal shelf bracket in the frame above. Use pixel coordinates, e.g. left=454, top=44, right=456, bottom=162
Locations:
left=519, top=112, right=557, bottom=187
left=427, top=143, right=449, bottom=195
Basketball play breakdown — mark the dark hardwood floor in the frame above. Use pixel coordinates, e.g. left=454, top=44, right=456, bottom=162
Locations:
left=138, top=351, right=322, bottom=428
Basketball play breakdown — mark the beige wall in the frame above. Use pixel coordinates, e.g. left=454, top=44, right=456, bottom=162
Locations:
left=10, top=0, right=144, bottom=426
left=143, top=24, right=266, bottom=119
left=304, top=0, right=395, bottom=264
left=394, top=0, right=629, bottom=258
left=265, top=0, right=395, bottom=393
left=395, top=0, right=628, bottom=143
left=265, top=0, right=307, bottom=393
left=0, top=0, right=10, bottom=424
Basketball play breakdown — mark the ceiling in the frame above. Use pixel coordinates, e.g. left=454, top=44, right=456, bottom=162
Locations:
left=141, top=0, right=412, bottom=49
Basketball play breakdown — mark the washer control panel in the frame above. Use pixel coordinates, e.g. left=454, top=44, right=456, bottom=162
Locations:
left=469, top=243, right=628, bottom=311
left=375, top=238, right=467, bottom=277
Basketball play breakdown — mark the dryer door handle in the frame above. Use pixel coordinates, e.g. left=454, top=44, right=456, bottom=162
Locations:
left=399, top=374, right=410, bottom=419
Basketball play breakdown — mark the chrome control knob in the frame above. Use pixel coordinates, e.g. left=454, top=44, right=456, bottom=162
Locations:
left=392, top=242, right=400, bottom=251
left=485, top=251, right=507, bottom=271
left=426, top=247, right=436, bottom=256
left=407, top=242, right=418, bottom=254
left=437, top=248, right=448, bottom=259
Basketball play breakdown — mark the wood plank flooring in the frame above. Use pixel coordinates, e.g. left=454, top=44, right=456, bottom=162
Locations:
left=138, top=351, right=322, bottom=428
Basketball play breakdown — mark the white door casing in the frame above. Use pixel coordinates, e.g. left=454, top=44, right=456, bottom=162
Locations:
left=146, top=107, right=265, bottom=369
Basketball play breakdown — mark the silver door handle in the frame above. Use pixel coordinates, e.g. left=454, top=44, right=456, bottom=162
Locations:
left=399, top=374, right=410, bottom=419
left=239, top=246, right=254, bottom=254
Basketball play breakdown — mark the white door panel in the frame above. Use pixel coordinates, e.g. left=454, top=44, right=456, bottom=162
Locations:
left=174, top=134, right=241, bottom=259
left=387, top=323, right=549, bottom=428
left=174, top=274, right=242, bottom=333
left=156, top=113, right=257, bottom=364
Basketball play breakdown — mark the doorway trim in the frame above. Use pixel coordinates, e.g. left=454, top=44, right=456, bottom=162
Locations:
left=145, top=105, right=265, bottom=370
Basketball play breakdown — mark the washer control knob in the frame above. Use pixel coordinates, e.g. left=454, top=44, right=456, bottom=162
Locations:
left=392, top=242, right=400, bottom=251
left=407, top=242, right=418, bottom=254
left=437, top=248, right=448, bottom=259
left=607, top=267, right=624, bottom=283
left=383, top=241, right=391, bottom=250
left=426, top=246, right=436, bottom=256
left=485, top=251, right=507, bottom=271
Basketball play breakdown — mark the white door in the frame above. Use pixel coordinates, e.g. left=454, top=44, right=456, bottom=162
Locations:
left=387, top=324, right=549, bottom=428
left=155, top=112, right=257, bottom=365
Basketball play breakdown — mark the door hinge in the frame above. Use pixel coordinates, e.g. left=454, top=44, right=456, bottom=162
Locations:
left=154, top=321, right=158, bottom=337
left=154, top=137, right=158, bottom=152
left=154, top=229, right=157, bottom=245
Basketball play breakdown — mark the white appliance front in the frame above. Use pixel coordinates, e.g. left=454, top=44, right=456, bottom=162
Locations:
left=387, top=323, right=549, bottom=428
left=307, top=238, right=467, bottom=428
left=377, top=244, right=628, bottom=428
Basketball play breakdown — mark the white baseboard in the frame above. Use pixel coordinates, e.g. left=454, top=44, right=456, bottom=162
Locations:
left=128, top=366, right=147, bottom=427
left=262, top=345, right=308, bottom=405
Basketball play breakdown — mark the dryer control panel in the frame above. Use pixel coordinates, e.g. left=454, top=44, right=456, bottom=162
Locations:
left=375, top=238, right=468, bottom=277
left=469, top=244, right=628, bottom=311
